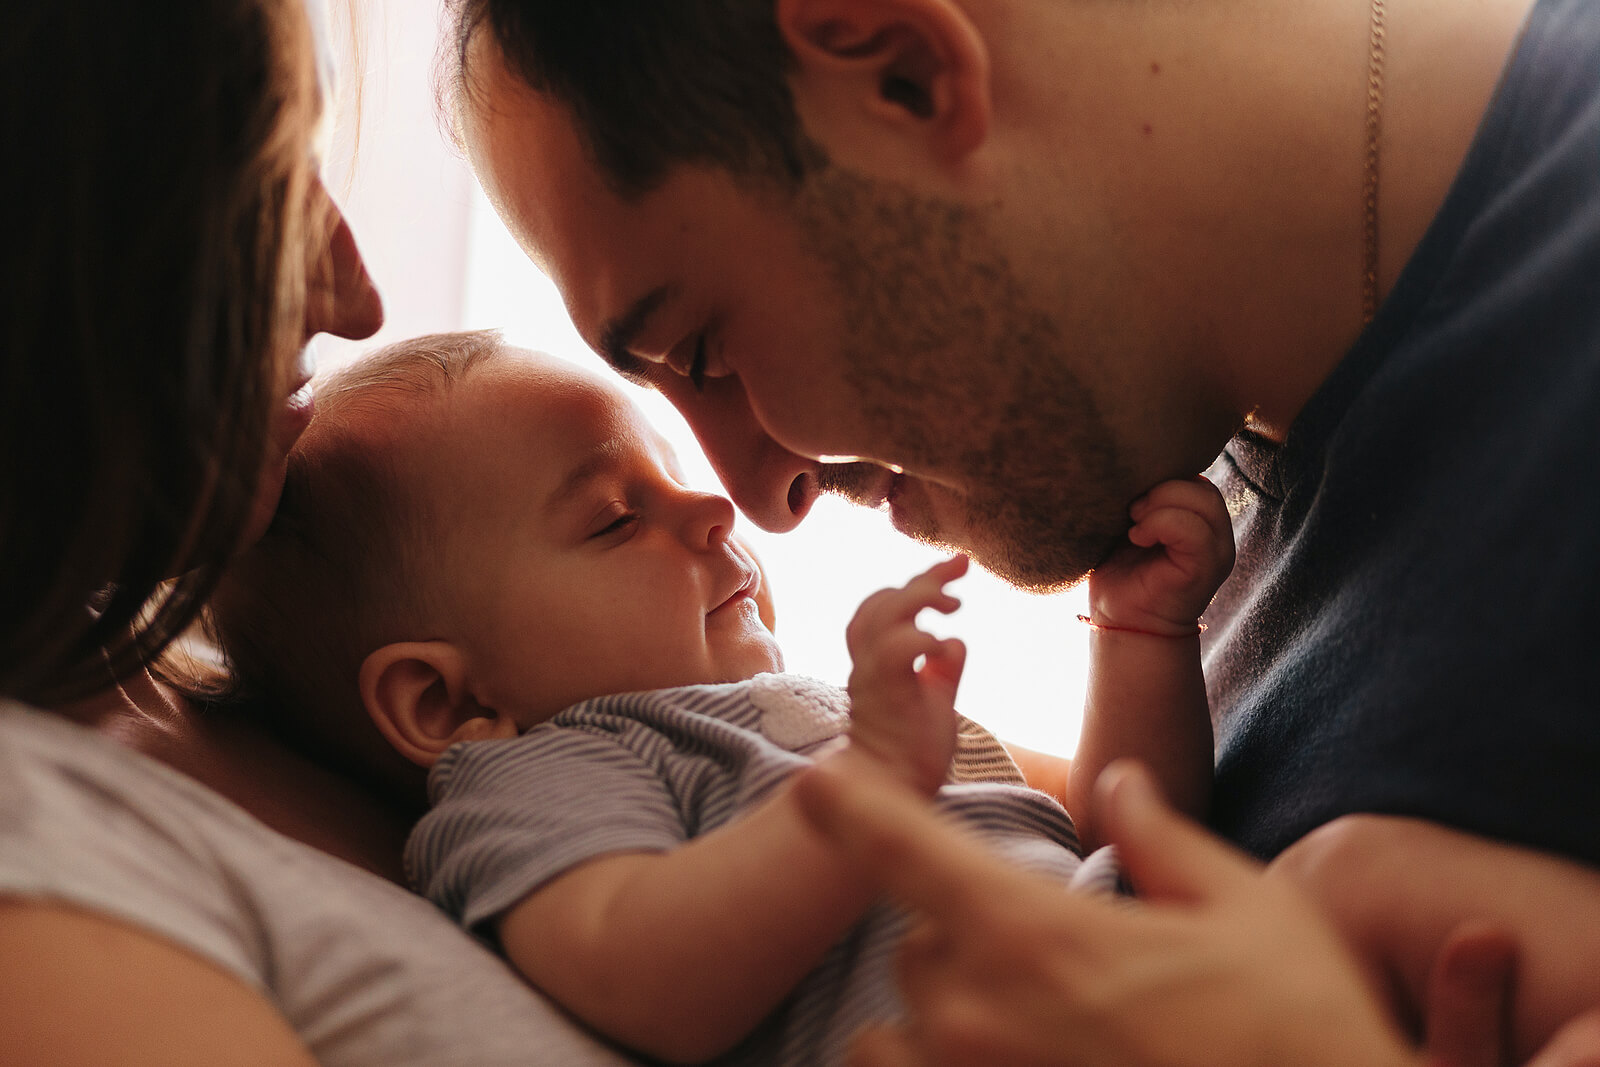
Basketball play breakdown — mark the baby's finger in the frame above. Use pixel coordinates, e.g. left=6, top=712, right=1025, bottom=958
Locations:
left=1127, top=505, right=1216, bottom=558
left=899, top=556, right=969, bottom=614
left=848, top=564, right=966, bottom=650
left=1129, top=476, right=1230, bottom=532
left=857, top=627, right=956, bottom=679
left=846, top=589, right=928, bottom=653
left=918, top=637, right=967, bottom=689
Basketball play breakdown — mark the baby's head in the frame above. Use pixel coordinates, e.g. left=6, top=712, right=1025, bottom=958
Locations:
left=213, top=330, right=781, bottom=793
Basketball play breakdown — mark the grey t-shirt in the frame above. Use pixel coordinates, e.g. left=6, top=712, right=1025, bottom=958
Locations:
left=0, top=700, right=638, bottom=1066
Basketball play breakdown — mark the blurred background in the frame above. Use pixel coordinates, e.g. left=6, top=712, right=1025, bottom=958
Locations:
left=320, top=0, right=1090, bottom=755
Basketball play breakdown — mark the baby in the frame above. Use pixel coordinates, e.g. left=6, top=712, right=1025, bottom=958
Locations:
left=212, top=330, right=1231, bottom=1065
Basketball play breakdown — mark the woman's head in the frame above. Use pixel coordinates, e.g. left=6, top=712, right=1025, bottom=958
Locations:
left=0, top=0, right=382, bottom=704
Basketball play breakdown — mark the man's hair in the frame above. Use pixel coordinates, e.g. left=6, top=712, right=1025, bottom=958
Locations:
left=441, top=0, right=823, bottom=198
left=0, top=0, right=320, bottom=704
left=209, top=330, right=502, bottom=790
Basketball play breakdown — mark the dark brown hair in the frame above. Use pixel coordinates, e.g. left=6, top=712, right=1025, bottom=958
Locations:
left=0, top=0, right=319, bottom=704
left=442, top=0, right=821, bottom=198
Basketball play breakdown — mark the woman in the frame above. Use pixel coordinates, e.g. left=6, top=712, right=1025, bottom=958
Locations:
left=0, top=2, right=632, bottom=1062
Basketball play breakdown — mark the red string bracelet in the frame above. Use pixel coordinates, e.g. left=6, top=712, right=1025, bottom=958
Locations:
left=1077, top=614, right=1206, bottom=638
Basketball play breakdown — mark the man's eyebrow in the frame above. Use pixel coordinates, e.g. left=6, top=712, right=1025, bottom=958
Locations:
left=598, top=284, right=674, bottom=379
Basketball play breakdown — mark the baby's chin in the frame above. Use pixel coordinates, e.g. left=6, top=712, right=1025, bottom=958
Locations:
left=723, top=642, right=785, bottom=683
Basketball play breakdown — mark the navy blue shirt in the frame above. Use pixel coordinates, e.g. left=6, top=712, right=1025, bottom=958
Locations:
left=1204, top=0, right=1600, bottom=863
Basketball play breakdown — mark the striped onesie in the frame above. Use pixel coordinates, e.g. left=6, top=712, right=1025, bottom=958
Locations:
left=407, top=673, right=1105, bottom=1065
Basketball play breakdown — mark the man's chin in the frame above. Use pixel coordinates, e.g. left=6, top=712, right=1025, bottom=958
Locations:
left=817, top=463, right=1110, bottom=593
left=895, top=491, right=1111, bottom=595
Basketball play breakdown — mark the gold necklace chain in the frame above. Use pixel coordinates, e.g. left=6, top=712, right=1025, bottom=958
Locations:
left=1362, top=0, right=1388, bottom=324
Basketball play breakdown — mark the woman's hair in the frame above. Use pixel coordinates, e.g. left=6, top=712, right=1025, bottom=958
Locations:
left=0, top=0, right=320, bottom=703
left=440, top=0, right=823, bottom=199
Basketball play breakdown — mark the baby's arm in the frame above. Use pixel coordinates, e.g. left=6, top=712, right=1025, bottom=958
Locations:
left=1067, top=476, right=1234, bottom=849
left=495, top=559, right=968, bottom=1064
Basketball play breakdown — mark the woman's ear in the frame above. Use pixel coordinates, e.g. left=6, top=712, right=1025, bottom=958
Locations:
left=776, top=0, right=990, bottom=164
left=359, top=641, right=516, bottom=768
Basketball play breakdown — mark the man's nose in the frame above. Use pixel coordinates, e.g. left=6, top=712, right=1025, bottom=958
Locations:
left=671, top=379, right=820, bottom=533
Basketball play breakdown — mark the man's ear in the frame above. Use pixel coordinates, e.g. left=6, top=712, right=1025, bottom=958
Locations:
left=359, top=641, right=517, bottom=769
left=776, top=0, right=990, bottom=164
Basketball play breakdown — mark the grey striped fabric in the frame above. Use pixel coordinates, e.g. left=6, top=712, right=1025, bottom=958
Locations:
left=407, top=674, right=1090, bottom=1065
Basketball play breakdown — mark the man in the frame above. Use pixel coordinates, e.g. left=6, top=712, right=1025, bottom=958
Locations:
left=441, top=0, right=1600, bottom=1060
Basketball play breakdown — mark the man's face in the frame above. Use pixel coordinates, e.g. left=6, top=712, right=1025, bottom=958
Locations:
left=464, top=52, right=1137, bottom=591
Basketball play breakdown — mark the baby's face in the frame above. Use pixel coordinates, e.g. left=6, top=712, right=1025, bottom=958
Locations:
left=417, top=351, right=783, bottom=727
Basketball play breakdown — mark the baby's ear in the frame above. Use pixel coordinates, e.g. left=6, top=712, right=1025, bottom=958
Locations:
left=359, top=641, right=516, bottom=768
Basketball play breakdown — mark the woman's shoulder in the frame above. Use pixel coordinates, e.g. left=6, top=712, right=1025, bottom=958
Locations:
left=0, top=701, right=638, bottom=1066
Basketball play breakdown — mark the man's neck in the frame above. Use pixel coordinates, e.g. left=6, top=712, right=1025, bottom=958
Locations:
left=988, top=0, right=1537, bottom=442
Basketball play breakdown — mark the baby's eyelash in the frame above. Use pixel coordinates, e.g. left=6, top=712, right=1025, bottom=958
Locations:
left=591, top=511, right=640, bottom=539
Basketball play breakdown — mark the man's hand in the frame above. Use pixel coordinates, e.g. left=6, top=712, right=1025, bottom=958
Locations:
left=796, top=759, right=1423, bottom=1067
left=844, top=555, right=969, bottom=796
left=1427, top=928, right=1600, bottom=1067
left=1529, top=1009, right=1600, bottom=1067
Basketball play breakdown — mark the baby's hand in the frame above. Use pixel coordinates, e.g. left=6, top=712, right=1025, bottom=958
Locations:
left=1087, top=476, right=1235, bottom=635
left=844, top=556, right=969, bottom=796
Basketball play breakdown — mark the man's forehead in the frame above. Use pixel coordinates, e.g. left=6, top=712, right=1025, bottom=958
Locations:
left=464, top=62, right=590, bottom=263
left=464, top=63, right=656, bottom=359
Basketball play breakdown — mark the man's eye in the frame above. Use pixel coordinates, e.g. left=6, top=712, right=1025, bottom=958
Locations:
left=687, top=335, right=708, bottom=392
left=664, top=335, right=708, bottom=391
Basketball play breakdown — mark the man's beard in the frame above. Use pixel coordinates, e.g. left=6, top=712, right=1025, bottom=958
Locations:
left=795, top=166, right=1133, bottom=592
